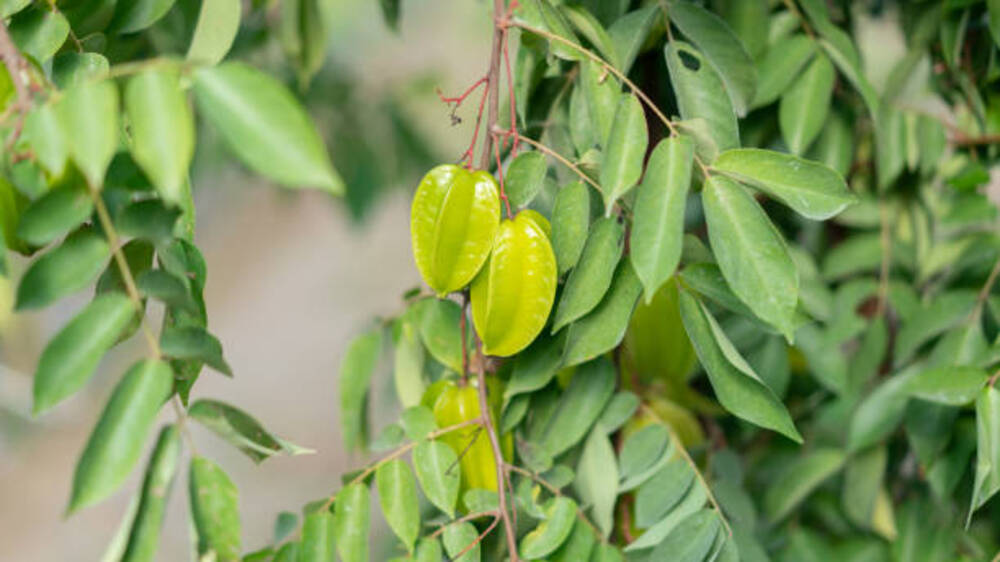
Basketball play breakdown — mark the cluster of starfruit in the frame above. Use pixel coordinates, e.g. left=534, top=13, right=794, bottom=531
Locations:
left=410, top=164, right=558, bottom=357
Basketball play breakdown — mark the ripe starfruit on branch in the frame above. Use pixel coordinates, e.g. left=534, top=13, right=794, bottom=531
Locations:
left=410, top=164, right=501, bottom=296
left=471, top=211, right=557, bottom=357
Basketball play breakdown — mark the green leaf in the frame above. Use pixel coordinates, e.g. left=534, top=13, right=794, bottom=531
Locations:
left=763, top=448, right=846, bottom=524
left=52, top=52, right=110, bottom=89
left=115, top=199, right=182, bottom=244
left=516, top=0, right=581, bottom=62
left=109, top=0, right=175, bottom=32
left=607, top=5, right=657, bottom=74
left=579, top=58, right=621, bottom=148
left=125, top=68, right=194, bottom=206
left=630, top=136, right=694, bottom=302
left=848, top=369, right=916, bottom=452
left=548, top=519, right=596, bottom=562
left=701, top=175, right=798, bottom=338
left=970, top=386, right=1000, bottom=516
left=189, top=456, right=241, bottom=561
left=550, top=181, right=591, bottom=275
left=506, top=151, right=547, bottom=209
left=520, top=496, right=578, bottom=559
left=623, top=481, right=706, bottom=551
left=160, top=325, right=232, bottom=375
left=538, top=357, right=615, bottom=457
left=376, top=459, right=420, bottom=553
left=413, top=440, right=460, bottom=518
left=193, top=63, right=343, bottom=193
left=332, top=483, right=369, bottom=562
left=392, top=318, right=425, bottom=408
left=635, top=455, right=696, bottom=528
left=414, top=297, right=467, bottom=373
left=16, top=229, right=109, bottom=310
left=752, top=34, right=816, bottom=108
left=895, top=291, right=977, bottom=365
left=9, top=7, right=69, bottom=63
left=809, top=110, right=854, bottom=178
left=505, top=330, right=565, bottom=405
left=33, top=292, right=135, bottom=414
left=678, top=291, right=801, bottom=442
left=779, top=53, right=835, bottom=155
left=273, top=511, right=298, bottom=544
left=0, top=0, right=29, bottom=18
left=668, top=0, right=756, bottom=116
left=664, top=41, right=739, bottom=152
left=648, top=509, right=721, bottom=562
left=443, top=522, right=480, bottom=562
left=905, top=366, right=989, bottom=406
left=58, top=79, right=119, bottom=188
left=561, top=5, right=620, bottom=69
left=69, top=359, right=173, bottom=513
left=16, top=180, right=93, bottom=246
left=21, top=102, right=67, bottom=176
left=989, top=0, right=1000, bottom=47
left=298, top=511, right=334, bottom=562
left=819, top=37, right=879, bottom=119
left=187, top=0, right=240, bottom=65
left=189, top=399, right=311, bottom=463
left=599, top=94, right=647, bottom=214
left=712, top=148, right=856, bottom=221
left=591, top=543, right=625, bottom=562
left=120, top=425, right=182, bottom=562
left=279, top=0, right=331, bottom=87
left=400, top=405, right=435, bottom=441
left=575, top=427, right=618, bottom=538
left=377, top=0, right=399, bottom=29
left=338, top=327, right=382, bottom=451
left=563, top=260, right=642, bottom=367
left=596, top=391, right=639, bottom=434
left=842, top=446, right=886, bottom=531
left=618, top=424, right=670, bottom=482
left=552, top=217, right=624, bottom=332
left=136, top=269, right=197, bottom=314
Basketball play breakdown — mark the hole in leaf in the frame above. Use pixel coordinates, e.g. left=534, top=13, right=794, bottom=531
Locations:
left=678, top=50, right=700, bottom=71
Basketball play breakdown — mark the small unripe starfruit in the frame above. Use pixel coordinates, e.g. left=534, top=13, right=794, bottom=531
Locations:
left=411, top=165, right=501, bottom=296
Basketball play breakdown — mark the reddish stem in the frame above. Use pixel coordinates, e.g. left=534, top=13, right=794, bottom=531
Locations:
left=493, top=134, right=514, bottom=218
left=437, top=76, right=487, bottom=106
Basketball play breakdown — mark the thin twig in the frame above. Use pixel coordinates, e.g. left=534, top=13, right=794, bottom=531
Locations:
left=320, top=417, right=484, bottom=511
left=427, top=510, right=499, bottom=539
left=475, top=353, right=519, bottom=559
left=974, top=258, right=1000, bottom=314
left=479, top=0, right=506, bottom=171
left=501, top=128, right=602, bottom=194
left=779, top=0, right=816, bottom=39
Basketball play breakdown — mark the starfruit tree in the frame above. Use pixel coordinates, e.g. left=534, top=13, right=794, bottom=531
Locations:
left=5, top=0, right=1000, bottom=561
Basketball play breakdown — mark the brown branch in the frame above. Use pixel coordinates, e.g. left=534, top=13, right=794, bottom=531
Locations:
left=479, top=0, right=506, bottom=171
left=475, top=350, right=519, bottom=559
left=950, top=133, right=1000, bottom=147
left=0, top=19, right=32, bottom=149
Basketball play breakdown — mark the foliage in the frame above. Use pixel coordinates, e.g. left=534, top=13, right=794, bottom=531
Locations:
left=5, top=0, right=1000, bottom=561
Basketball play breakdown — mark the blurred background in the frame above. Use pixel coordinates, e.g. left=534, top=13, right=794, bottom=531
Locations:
left=0, top=0, right=496, bottom=559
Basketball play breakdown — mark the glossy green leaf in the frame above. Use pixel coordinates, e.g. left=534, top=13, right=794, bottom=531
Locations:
left=21, top=102, right=67, bottom=176
left=563, top=260, right=642, bottom=367
left=970, top=386, right=1000, bottom=515
left=520, top=496, right=578, bottom=559
left=713, top=148, right=855, bottom=221
left=668, top=0, right=756, bottom=116
left=332, top=483, right=369, bottom=562
left=392, top=317, right=425, bottom=408
left=630, top=136, right=693, bottom=301
left=115, top=199, right=183, bottom=244
left=16, top=181, right=93, bottom=246
left=413, top=440, right=460, bottom=518
left=338, top=327, right=382, bottom=451
left=109, top=0, right=175, bottom=32
left=550, top=180, right=590, bottom=275
left=298, top=511, right=334, bottom=562
left=623, top=481, right=707, bottom=551
left=553, top=217, right=624, bottom=332
left=537, top=357, right=615, bottom=457
left=848, top=369, right=916, bottom=452
left=505, top=330, right=565, bottom=404
left=187, top=0, right=240, bottom=64
left=376, top=459, right=420, bottom=552
left=561, top=5, right=620, bottom=68
left=16, top=229, right=109, bottom=310
left=59, top=79, right=119, bottom=187
left=120, top=425, right=181, bottom=562
left=678, top=291, right=802, bottom=442
left=414, top=298, right=467, bottom=372
left=193, top=63, right=343, bottom=193
left=9, top=7, right=69, bottom=63
left=600, top=94, right=647, bottom=214
left=410, top=165, right=500, bottom=295
left=635, top=455, right=695, bottom=528
left=596, top=391, right=639, bottom=434
left=905, top=366, right=989, bottom=406
left=763, top=448, right=845, bottom=524
left=506, top=151, right=547, bottom=209
left=752, top=34, right=816, bottom=108
left=580, top=58, right=621, bottom=147
left=549, top=519, right=596, bottom=562
left=69, top=360, right=173, bottom=513
left=135, top=269, right=197, bottom=314
left=471, top=213, right=557, bottom=357
left=443, top=522, right=480, bottom=562
left=702, top=175, right=798, bottom=338
left=618, top=424, right=669, bottom=482
left=125, top=68, right=194, bottom=206
left=516, top=0, right=581, bottom=61
left=607, top=5, right=656, bottom=74
left=52, top=52, right=110, bottom=89
left=664, top=41, right=739, bottom=152
left=189, top=399, right=311, bottom=463
left=895, top=291, right=977, bottom=365
left=779, top=53, right=835, bottom=155
left=160, top=325, right=232, bottom=375
left=33, top=292, right=136, bottom=414
left=575, top=427, right=617, bottom=538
